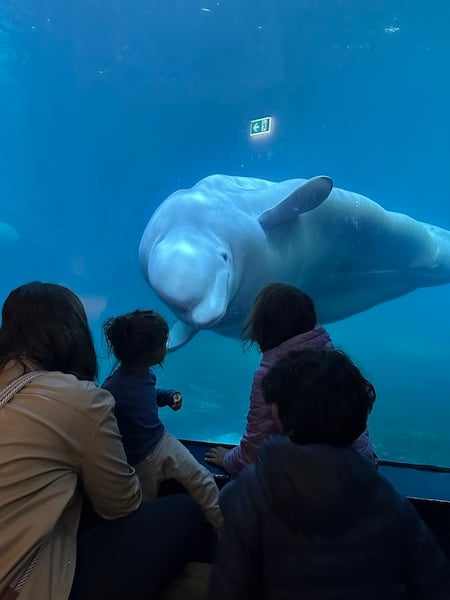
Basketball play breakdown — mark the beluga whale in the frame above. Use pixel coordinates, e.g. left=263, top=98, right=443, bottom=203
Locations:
left=139, top=174, right=450, bottom=351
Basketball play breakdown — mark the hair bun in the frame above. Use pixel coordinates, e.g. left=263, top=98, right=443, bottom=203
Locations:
left=105, top=315, right=131, bottom=347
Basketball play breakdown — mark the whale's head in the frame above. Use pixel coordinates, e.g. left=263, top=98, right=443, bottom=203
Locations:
left=141, top=228, right=235, bottom=331
left=138, top=173, right=334, bottom=351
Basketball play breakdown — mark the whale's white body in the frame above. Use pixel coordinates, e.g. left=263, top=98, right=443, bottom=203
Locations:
left=139, top=174, right=450, bottom=350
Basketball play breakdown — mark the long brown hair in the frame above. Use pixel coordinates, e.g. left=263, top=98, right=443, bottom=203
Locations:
left=241, top=282, right=317, bottom=352
left=0, top=281, right=98, bottom=381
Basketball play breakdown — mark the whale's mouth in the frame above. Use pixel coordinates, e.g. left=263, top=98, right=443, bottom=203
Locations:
left=152, top=282, right=229, bottom=330
left=148, top=234, right=233, bottom=330
left=189, top=268, right=230, bottom=328
left=189, top=310, right=224, bottom=329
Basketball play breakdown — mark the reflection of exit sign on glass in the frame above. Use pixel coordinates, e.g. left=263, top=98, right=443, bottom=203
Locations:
left=250, top=116, right=272, bottom=136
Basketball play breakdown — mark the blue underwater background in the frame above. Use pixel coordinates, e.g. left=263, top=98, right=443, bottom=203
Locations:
left=0, top=0, right=449, bottom=465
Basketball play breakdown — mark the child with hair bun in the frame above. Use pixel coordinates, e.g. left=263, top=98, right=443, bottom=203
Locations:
left=102, top=309, right=222, bottom=530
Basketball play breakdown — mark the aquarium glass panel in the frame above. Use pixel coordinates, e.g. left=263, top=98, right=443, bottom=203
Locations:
left=1, top=0, right=449, bottom=466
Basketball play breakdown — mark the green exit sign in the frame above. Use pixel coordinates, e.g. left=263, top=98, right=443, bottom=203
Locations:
left=250, top=116, right=272, bottom=137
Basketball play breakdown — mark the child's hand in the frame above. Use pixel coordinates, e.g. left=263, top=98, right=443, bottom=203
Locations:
left=205, top=446, right=229, bottom=467
left=171, top=392, right=183, bottom=411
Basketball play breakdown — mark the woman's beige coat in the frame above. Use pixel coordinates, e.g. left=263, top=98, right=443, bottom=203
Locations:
left=0, top=371, right=142, bottom=600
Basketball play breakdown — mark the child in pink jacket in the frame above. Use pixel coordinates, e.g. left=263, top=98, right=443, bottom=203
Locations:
left=205, top=283, right=377, bottom=474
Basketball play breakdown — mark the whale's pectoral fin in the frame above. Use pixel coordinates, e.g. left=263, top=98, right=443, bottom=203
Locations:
left=258, top=175, right=333, bottom=230
left=167, top=320, right=198, bottom=352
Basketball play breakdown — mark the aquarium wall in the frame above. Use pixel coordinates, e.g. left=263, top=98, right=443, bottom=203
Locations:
left=1, top=0, right=449, bottom=465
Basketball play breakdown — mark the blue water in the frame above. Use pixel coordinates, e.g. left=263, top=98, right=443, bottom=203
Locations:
left=1, top=1, right=449, bottom=465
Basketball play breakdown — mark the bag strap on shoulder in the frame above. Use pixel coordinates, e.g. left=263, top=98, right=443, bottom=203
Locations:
left=0, top=371, right=47, bottom=410
left=0, top=370, right=48, bottom=599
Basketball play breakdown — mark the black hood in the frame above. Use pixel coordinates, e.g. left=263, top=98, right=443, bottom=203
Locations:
left=255, top=436, right=382, bottom=535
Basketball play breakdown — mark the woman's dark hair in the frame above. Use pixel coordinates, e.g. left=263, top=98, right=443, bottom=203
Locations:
left=262, top=348, right=375, bottom=446
left=0, top=281, right=98, bottom=381
left=241, top=283, right=317, bottom=352
left=103, top=309, right=169, bottom=369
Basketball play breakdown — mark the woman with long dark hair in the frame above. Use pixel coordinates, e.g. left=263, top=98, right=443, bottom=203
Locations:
left=0, top=282, right=205, bottom=600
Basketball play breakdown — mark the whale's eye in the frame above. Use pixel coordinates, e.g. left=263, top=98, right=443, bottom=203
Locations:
left=220, top=252, right=229, bottom=263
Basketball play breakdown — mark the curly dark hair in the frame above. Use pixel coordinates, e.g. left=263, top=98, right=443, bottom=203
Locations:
left=0, top=281, right=98, bottom=381
left=103, top=309, right=169, bottom=369
left=262, top=348, right=376, bottom=446
left=241, top=282, right=317, bottom=352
